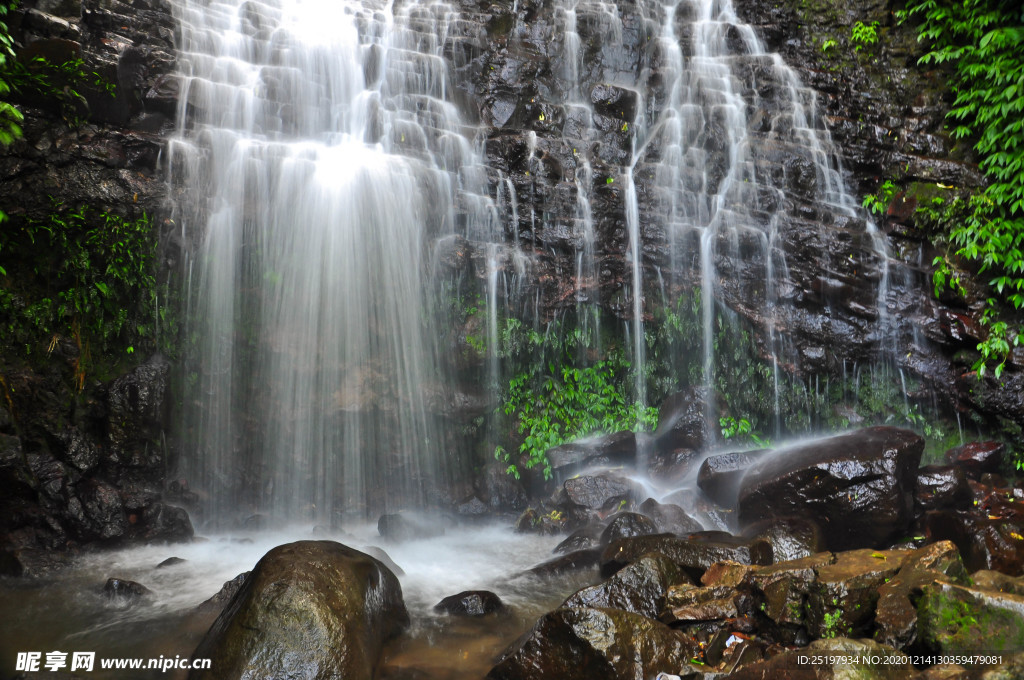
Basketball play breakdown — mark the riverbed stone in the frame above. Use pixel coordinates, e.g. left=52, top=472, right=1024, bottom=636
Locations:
left=562, top=552, right=686, bottom=618
left=599, top=511, right=659, bottom=545
left=435, top=590, right=506, bottom=616
left=486, top=607, right=701, bottom=680
left=601, top=532, right=773, bottom=580
left=737, top=427, right=924, bottom=551
left=189, top=541, right=408, bottom=680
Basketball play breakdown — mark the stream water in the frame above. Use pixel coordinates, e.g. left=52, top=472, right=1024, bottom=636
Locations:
left=0, top=525, right=590, bottom=680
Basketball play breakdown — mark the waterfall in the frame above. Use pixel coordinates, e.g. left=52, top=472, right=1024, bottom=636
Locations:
left=169, top=0, right=896, bottom=522
left=169, top=0, right=495, bottom=523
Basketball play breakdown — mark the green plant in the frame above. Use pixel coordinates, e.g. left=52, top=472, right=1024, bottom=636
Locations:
left=862, top=179, right=898, bottom=215
left=496, top=358, right=657, bottom=480
left=821, top=38, right=838, bottom=52
left=851, top=20, right=880, bottom=50
left=720, top=416, right=771, bottom=448
left=899, top=0, right=1024, bottom=378
left=0, top=201, right=168, bottom=383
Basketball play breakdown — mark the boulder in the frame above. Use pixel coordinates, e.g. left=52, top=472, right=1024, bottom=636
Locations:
left=638, top=498, right=703, bottom=536
left=377, top=513, right=445, bottom=542
left=599, top=512, right=658, bottom=545
left=561, top=473, right=642, bottom=517
left=189, top=541, right=408, bottom=680
left=434, top=590, right=505, bottom=616
left=697, top=450, right=768, bottom=506
left=526, top=549, right=602, bottom=578
left=805, top=548, right=909, bottom=639
left=600, top=532, right=772, bottom=580
left=562, top=552, right=686, bottom=618
left=486, top=607, right=700, bottom=680
left=553, top=524, right=602, bottom=554
left=104, top=577, right=151, bottom=605
left=917, top=581, right=1024, bottom=654
left=748, top=552, right=836, bottom=635
left=737, top=427, right=924, bottom=550
left=546, top=431, right=637, bottom=479
left=741, top=517, right=825, bottom=562
left=197, top=572, right=250, bottom=614
left=922, top=510, right=1024, bottom=574
left=945, top=441, right=1005, bottom=478
left=651, top=388, right=715, bottom=455
left=915, top=465, right=969, bottom=512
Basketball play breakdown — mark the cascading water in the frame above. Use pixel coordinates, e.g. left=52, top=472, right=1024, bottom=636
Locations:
left=170, top=0, right=498, bottom=523
left=171, top=0, right=902, bottom=523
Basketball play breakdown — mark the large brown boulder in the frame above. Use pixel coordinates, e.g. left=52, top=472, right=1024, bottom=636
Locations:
left=189, top=541, right=408, bottom=680
left=738, top=427, right=923, bottom=550
left=486, top=607, right=700, bottom=680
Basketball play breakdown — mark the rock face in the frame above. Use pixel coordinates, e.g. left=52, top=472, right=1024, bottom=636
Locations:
left=738, top=427, right=924, bottom=550
left=0, top=0, right=186, bottom=554
left=189, top=541, right=409, bottom=680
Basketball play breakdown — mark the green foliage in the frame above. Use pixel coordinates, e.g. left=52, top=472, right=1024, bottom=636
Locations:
left=0, top=0, right=23, bottom=157
left=12, top=56, right=116, bottom=125
left=851, top=20, right=880, bottom=50
left=0, top=201, right=168, bottom=383
left=497, top=358, right=657, bottom=480
left=821, top=38, right=837, bottom=52
left=492, top=320, right=656, bottom=480
left=719, top=416, right=771, bottom=448
left=862, top=179, right=897, bottom=215
left=899, top=0, right=1024, bottom=377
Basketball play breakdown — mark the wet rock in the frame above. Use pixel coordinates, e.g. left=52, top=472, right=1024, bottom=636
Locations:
left=106, top=354, right=171, bottom=464
left=562, top=552, right=686, bottom=618
left=137, top=502, right=193, bottom=542
left=104, top=577, right=151, bottom=604
left=359, top=546, right=404, bottom=577
left=197, top=572, right=250, bottom=613
left=638, top=498, right=703, bottom=536
left=922, top=510, right=1024, bottom=574
left=738, top=427, right=924, bottom=551
left=561, top=473, right=641, bottom=517
left=553, top=524, right=603, bottom=554
left=915, top=465, right=970, bottom=512
left=72, top=478, right=129, bottom=541
left=972, top=570, right=1024, bottom=597
left=727, top=638, right=913, bottom=679
left=514, top=506, right=566, bottom=535
left=0, top=548, right=72, bottom=578
left=805, top=548, right=909, bottom=639
left=546, top=431, right=637, bottom=479
left=189, top=541, right=408, bottom=680
left=156, top=556, right=185, bottom=568
left=599, top=512, right=658, bottom=545
left=456, top=495, right=489, bottom=516
left=600, top=533, right=772, bottom=580
left=377, top=513, right=445, bottom=542
left=701, top=560, right=755, bottom=588
left=697, top=450, right=768, bottom=506
left=645, top=448, right=700, bottom=485
left=486, top=607, right=700, bottom=680
left=917, top=581, right=1024, bottom=654
left=746, top=551, right=833, bottom=638
left=475, top=464, right=528, bottom=513
left=741, top=517, right=825, bottom=562
left=435, top=590, right=506, bottom=616
left=526, top=549, right=601, bottom=578
left=661, top=582, right=750, bottom=624
left=945, top=441, right=1006, bottom=478
left=872, top=543, right=971, bottom=653
left=651, top=388, right=715, bottom=455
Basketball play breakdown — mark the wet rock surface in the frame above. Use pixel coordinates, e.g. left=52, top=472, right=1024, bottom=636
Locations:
left=189, top=541, right=409, bottom=680
left=738, top=427, right=924, bottom=550
left=435, top=590, right=506, bottom=616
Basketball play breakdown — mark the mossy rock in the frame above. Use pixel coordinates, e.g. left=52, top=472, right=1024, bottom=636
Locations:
left=917, top=582, right=1024, bottom=654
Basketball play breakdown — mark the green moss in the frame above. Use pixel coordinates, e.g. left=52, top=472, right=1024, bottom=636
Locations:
left=918, top=584, right=1024, bottom=653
